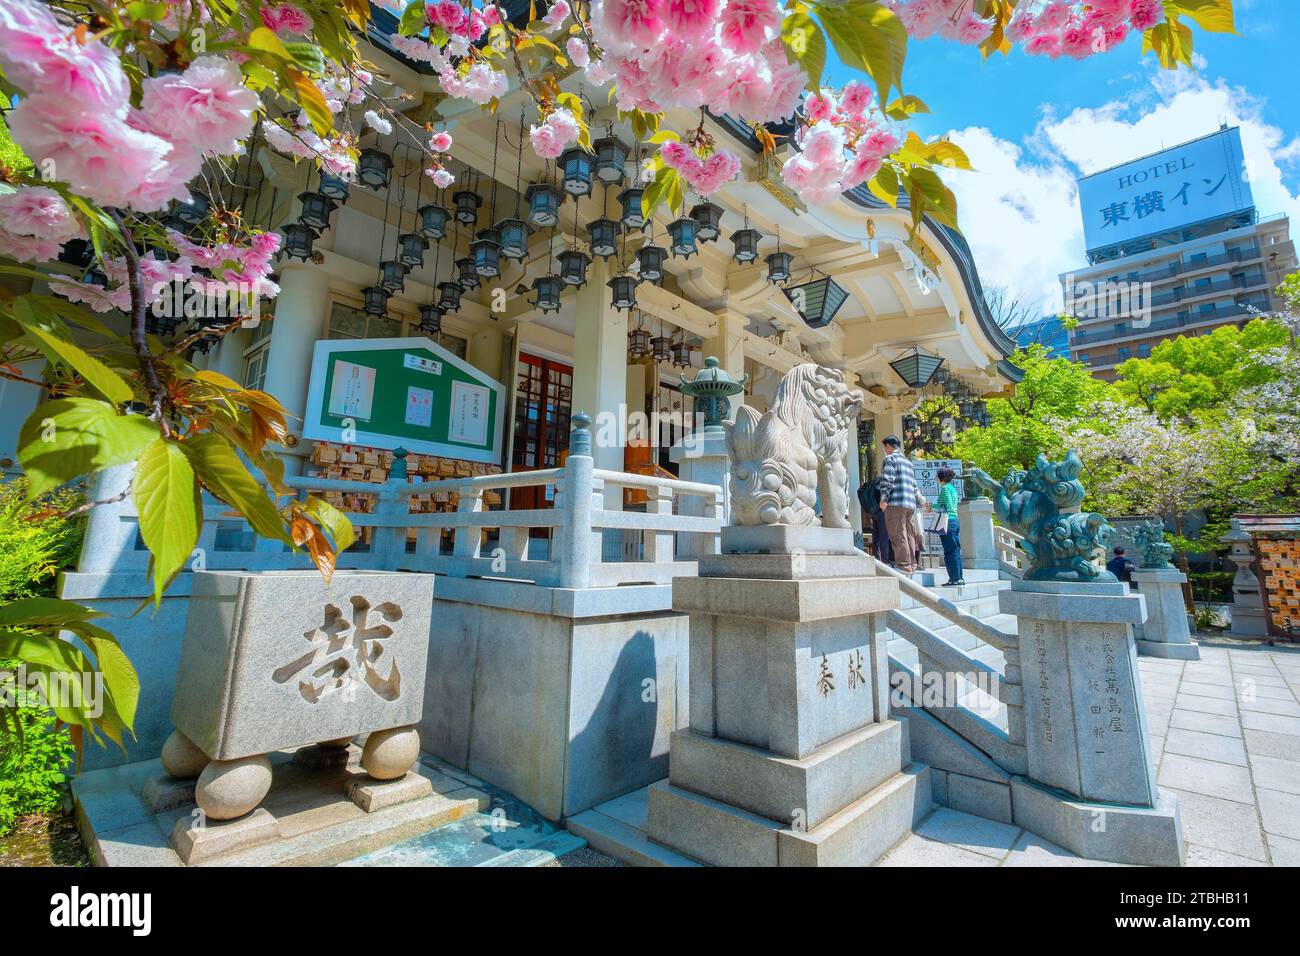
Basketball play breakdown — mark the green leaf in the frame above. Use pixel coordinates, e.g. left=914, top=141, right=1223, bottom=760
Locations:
left=13, top=298, right=133, bottom=404
left=17, top=398, right=159, bottom=500
left=283, top=42, right=326, bottom=76
left=398, top=1, right=428, bottom=37
left=905, top=165, right=960, bottom=231
left=885, top=94, right=930, bottom=120
left=813, top=0, right=907, bottom=106
left=867, top=164, right=900, bottom=206
left=782, top=11, right=828, bottom=91
left=133, top=438, right=201, bottom=603
left=0, top=597, right=105, bottom=629
left=304, top=495, right=356, bottom=554
left=248, top=26, right=293, bottom=60
left=79, top=626, right=139, bottom=739
left=1165, top=0, right=1236, bottom=34
left=180, top=432, right=288, bottom=543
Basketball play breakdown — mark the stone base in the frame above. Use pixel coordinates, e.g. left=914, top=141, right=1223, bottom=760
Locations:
left=171, top=808, right=279, bottom=865
left=698, top=550, right=875, bottom=580
left=720, top=524, right=857, bottom=555
left=666, top=721, right=908, bottom=831
left=1136, top=639, right=1201, bottom=661
left=345, top=770, right=433, bottom=812
left=1011, top=776, right=1184, bottom=867
left=1229, top=605, right=1270, bottom=638
left=73, top=751, right=489, bottom=867
left=645, top=764, right=931, bottom=867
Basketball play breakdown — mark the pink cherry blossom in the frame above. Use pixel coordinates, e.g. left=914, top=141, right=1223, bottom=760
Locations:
left=260, top=4, right=313, bottom=35
left=0, top=0, right=129, bottom=116
left=428, top=1, right=467, bottom=32
left=602, top=0, right=665, bottom=49
left=661, top=0, right=722, bottom=38
left=428, top=131, right=454, bottom=152
left=542, top=0, right=571, bottom=29
left=439, top=63, right=508, bottom=105
left=427, top=168, right=455, bottom=189
left=7, top=100, right=181, bottom=211
left=141, top=56, right=261, bottom=158
left=840, top=81, right=874, bottom=118
left=389, top=33, right=451, bottom=70
left=529, top=108, right=581, bottom=159
left=719, top=0, right=781, bottom=54
left=567, top=37, right=591, bottom=68
left=364, top=110, right=393, bottom=134
left=1129, top=0, right=1164, bottom=31
left=0, top=227, right=63, bottom=263
left=51, top=276, right=133, bottom=313
left=0, top=185, right=85, bottom=243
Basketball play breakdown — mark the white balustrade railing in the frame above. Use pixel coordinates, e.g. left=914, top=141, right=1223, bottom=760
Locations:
left=77, top=437, right=724, bottom=590
left=994, top=525, right=1026, bottom=579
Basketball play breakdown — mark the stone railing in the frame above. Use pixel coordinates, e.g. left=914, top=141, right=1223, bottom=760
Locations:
left=994, top=525, right=1026, bottom=579
left=874, top=560, right=1027, bottom=776
left=77, top=428, right=724, bottom=591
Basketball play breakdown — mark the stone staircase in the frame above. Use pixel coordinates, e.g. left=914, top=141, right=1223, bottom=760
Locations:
left=887, top=569, right=1015, bottom=679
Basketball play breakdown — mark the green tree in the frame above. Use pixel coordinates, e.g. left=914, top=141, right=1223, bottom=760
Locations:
left=950, top=345, right=1109, bottom=479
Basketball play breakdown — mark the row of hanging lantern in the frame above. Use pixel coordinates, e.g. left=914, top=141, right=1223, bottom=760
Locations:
left=898, top=366, right=992, bottom=454
left=286, top=114, right=803, bottom=332
left=626, top=311, right=697, bottom=367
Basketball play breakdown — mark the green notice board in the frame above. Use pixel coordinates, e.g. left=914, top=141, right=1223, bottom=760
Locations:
left=303, top=336, right=506, bottom=464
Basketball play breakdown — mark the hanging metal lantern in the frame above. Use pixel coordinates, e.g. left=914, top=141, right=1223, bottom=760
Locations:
left=297, top=191, right=335, bottom=231
left=532, top=275, right=563, bottom=314
left=453, top=189, right=482, bottom=225
left=730, top=228, right=761, bottom=264
left=592, top=136, right=629, bottom=184
left=889, top=346, right=946, bottom=389
left=398, top=232, right=428, bottom=268
left=438, top=279, right=463, bottom=312
left=559, top=147, right=593, bottom=197
left=362, top=285, right=390, bottom=315
left=932, top=365, right=949, bottom=385
left=783, top=276, right=850, bottom=330
left=418, top=302, right=443, bottom=334
left=470, top=227, right=502, bottom=278
left=766, top=250, right=793, bottom=283
left=281, top=222, right=317, bottom=261
left=628, top=322, right=652, bottom=358
left=671, top=337, right=694, bottom=368
left=667, top=217, right=697, bottom=258
left=318, top=173, right=351, bottom=202
left=380, top=259, right=408, bottom=293
left=902, top=414, right=920, bottom=433
left=608, top=274, right=637, bottom=311
left=455, top=256, right=480, bottom=290
left=651, top=333, right=673, bottom=362
left=690, top=201, right=723, bottom=242
left=636, top=244, right=667, bottom=285
left=958, top=397, right=976, bottom=420
left=618, top=187, right=646, bottom=231
left=558, top=248, right=591, bottom=287
left=358, top=148, right=393, bottom=189
left=418, top=203, right=449, bottom=240
left=524, top=182, right=562, bottom=227
left=587, top=218, right=620, bottom=259
left=496, top=218, right=529, bottom=261
left=628, top=327, right=651, bottom=358
left=175, top=193, right=209, bottom=225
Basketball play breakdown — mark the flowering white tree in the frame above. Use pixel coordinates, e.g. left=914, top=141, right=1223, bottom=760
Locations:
left=0, top=0, right=1238, bottom=748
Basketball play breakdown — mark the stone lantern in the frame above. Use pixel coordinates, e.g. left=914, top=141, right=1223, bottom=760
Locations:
left=679, top=356, right=748, bottom=433
left=1222, top=518, right=1268, bottom=637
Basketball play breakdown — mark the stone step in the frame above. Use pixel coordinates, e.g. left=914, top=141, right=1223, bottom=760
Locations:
left=896, top=595, right=1005, bottom=633
left=643, top=764, right=932, bottom=867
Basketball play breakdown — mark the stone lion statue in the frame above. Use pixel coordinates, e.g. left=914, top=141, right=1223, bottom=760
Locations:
left=724, top=364, right=863, bottom=528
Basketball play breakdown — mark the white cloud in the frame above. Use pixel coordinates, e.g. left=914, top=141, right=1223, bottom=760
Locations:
left=940, top=67, right=1300, bottom=318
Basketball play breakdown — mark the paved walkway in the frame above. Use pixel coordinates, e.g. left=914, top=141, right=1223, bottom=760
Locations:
left=878, top=641, right=1300, bottom=866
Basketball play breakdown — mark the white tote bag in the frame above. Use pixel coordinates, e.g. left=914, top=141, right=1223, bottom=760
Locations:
left=925, top=510, right=949, bottom=535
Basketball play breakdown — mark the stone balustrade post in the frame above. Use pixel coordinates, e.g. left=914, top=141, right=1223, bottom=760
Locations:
left=78, top=462, right=140, bottom=573
left=451, top=484, right=485, bottom=561
left=957, top=497, right=997, bottom=573
left=556, top=414, right=596, bottom=590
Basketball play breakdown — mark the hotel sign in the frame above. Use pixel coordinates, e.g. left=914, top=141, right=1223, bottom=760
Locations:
left=1077, top=127, right=1253, bottom=254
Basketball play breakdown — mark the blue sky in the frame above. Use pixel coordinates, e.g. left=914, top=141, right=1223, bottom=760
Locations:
left=824, top=1, right=1299, bottom=316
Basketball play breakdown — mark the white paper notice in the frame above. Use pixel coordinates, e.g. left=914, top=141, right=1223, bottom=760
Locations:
left=448, top=380, right=490, bottom=445
left=328, top=360, right=376, bottom=421
left=405, top=385, right=433, bottom=427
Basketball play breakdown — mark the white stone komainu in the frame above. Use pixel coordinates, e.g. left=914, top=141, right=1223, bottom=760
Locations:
left=725, top=364, right=863, bottom=529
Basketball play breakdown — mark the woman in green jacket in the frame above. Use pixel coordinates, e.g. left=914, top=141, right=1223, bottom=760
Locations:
left=935, top=467, right=963, bottom=587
